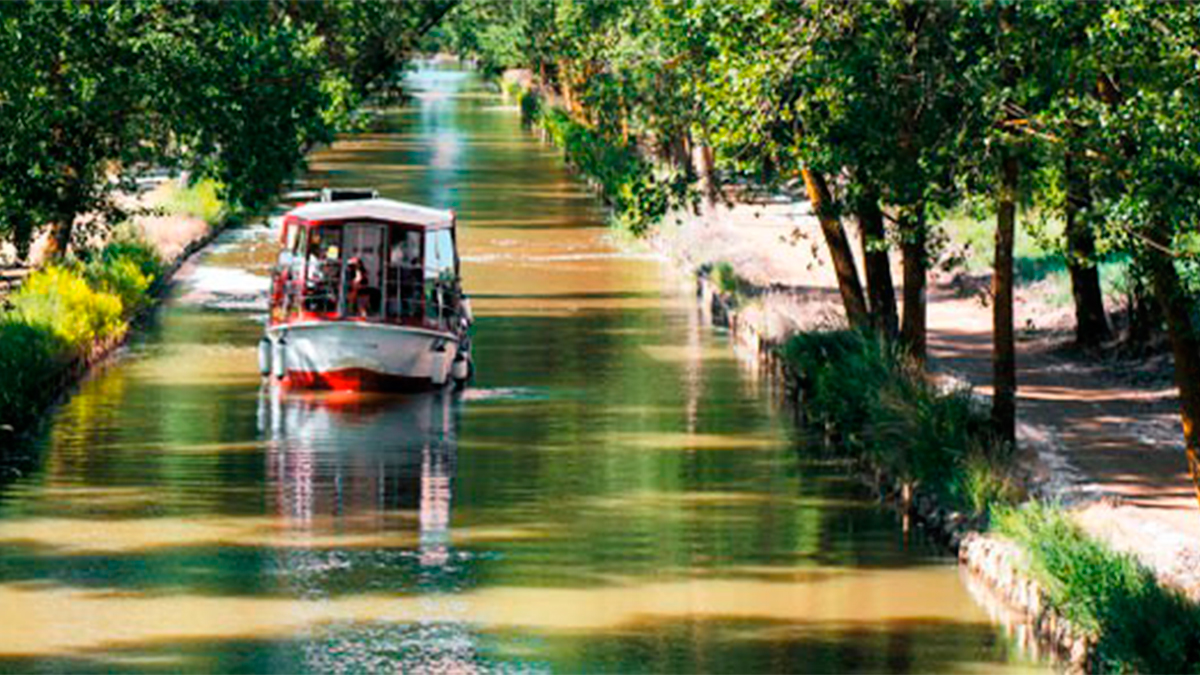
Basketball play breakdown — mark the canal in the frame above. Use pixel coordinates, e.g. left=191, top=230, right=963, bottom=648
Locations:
left=0, top=66, right=1041, bottom=673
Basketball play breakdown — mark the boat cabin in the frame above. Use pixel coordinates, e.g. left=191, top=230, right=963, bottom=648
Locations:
left=270, top=199, right=462, bottom=333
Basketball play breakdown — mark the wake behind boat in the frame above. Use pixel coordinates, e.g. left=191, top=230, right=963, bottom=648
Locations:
left=260, top=197, right=473, bottom=391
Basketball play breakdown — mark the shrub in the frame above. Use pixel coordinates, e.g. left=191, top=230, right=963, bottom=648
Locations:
left=9, top=266, right=124, bottom=350
left=780, top=329, right=1012, bottom=515
left=995, top=502, right=1200, bottom=673
left=85, top=256, right=154, bottom=316
left=84, top=239, right=163, bottom=316
left=0, top=320, right=68, bottom=431
left=538, top=107, right=692, bottom=235
left=710, top=261, right=740, bottom=296
left=162, top=178, right=226, bottom=226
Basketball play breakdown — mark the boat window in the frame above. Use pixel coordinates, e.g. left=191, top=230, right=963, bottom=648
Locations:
left=424, top=229, right=456, bottom=281
left=340, top=223, right=386, bottom=319
left=424, top=229, right=456, bottom=324
left=388, top=229, right=423, bottom=321
left=281, top=225, right=307, bottom=318
left=304, top=225, right=342, bottom=314
left=287, top=225, right=306, bottom=274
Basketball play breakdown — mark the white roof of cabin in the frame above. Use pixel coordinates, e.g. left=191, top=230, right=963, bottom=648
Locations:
left=289, top=198, right=454, bottom=229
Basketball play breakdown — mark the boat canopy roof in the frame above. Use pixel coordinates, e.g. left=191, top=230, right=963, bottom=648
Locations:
left=287, top=198, right=454, bottom=230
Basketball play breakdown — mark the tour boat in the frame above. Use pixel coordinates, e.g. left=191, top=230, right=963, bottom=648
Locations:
left=259, top=197, right=473, bottom=391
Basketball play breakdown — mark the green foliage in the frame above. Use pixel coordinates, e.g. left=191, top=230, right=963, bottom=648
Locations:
left=0, top=320, right=67, bottom=431
left=539, top=107, right=691, bottom=234
left=98, top=237, right=165, bottom=283
left=161, top=179, right=227, bottom=227
left=83, top=239, right=162, bottom=317
left=0, top=1, right=450, bottom=256
left=780, top=330, right=1015, bottom=516
left=434, top=0, right=555, bottom=78
left=9, top=267, right=123, bottom=351
left=995, top=503, right=1200, bottom=673
left=710, top=262, right=740, bottom=296
left=0, top=1, right=169, bottom=255
left=0, top=235, right=162, bottom=431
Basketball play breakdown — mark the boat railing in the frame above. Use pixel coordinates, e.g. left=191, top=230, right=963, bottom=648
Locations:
left=275, top=270, right=465, bottom=335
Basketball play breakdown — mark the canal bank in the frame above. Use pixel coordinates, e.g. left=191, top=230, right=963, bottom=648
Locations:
left=0, top=65, right=1043, bottom=673
left=0, top=185, right=232, bottom=448
left=514, top=71, right=1198, bottom=672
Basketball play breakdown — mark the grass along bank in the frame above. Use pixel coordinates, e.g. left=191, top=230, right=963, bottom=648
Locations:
left=995, top=503, right=1200, bottom=673
left=781, top=329, right=1200, bottom=672
left=781, top=329, right=1022, bottom=520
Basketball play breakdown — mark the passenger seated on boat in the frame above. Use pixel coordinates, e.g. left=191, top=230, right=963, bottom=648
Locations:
left=304, top=244, right=340, bottom=313
left=346, top=256, right=380, bottom=318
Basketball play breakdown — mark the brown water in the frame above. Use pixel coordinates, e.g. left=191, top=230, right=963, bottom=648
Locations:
left=0, top=66, right=1042, bottom=674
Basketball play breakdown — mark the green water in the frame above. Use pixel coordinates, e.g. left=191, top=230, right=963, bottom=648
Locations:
left=0, top=66, right=1041, bottom=674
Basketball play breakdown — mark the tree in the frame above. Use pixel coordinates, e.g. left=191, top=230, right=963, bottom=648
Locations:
left=160, top=3, right=336, bottom=213
left=0, top=2, right=171, bottom=257
left=1080, top=2, right=1200, bottom=506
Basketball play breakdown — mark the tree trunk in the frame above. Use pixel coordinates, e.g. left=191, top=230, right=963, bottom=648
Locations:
left=48, top=212, right=75, bottom=260
left=1064, top=152, right=1111, bottom=347
left=993, top=150, right=1019, bottom=446
left=691, top=142, right=718, bottom=212
left=899, top=206, right=927, bottom=361
left=856, top=188, right=899, bottom=339
left=1143, top=235, right=1200, bottom=509
left=558, top=60, right=578, bottom=117
left=802, top=168, right=870, bottom=330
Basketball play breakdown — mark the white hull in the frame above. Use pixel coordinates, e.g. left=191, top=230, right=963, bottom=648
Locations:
left=265, top=321, right=464, bottom=390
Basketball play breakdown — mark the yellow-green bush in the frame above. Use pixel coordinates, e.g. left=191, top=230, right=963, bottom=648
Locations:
left=9, top=266, right=124, bottom=350
left=162, top=178, right=226, bottom=226
left=84, top=239, right=163, bottom=316
left=0, top=236, right=163, bottom=435
left=85, top=256, right=153, bottom=316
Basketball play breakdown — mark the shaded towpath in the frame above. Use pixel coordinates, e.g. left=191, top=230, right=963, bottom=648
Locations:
left=654, top=196, right=1199, bottom=596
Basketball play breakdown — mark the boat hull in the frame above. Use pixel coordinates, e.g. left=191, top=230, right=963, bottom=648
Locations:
left=265, top=321, right=463, bottom=392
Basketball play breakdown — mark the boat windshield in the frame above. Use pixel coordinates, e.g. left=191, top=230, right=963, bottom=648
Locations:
left=275, top=221, right=459, bottom=330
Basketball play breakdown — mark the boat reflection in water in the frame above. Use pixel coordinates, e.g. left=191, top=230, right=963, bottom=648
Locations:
left=257, top=386, right=478, bottom=674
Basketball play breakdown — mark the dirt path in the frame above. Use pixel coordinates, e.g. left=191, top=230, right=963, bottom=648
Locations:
left=926, top=291, right=1200, bottom=598
left=657, top=195, right=1200, bottom=597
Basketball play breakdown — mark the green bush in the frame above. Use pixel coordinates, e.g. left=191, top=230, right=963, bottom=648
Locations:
left=162, top=178, right=227, bottom=226
left=84, top=239, right=163, bottom=316
left=539, top=107, right=691, bottom=235
left=710, top=261, right=740, bottom=296
left=9, top=266, right=124, bottom=351
left=0, top=320, right=68, bottom=431
left=995, top=503, right=1200, bottom=673
left=780, top=329, right=1016, bottom=515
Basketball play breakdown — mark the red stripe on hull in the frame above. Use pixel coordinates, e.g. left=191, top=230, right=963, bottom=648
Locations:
left=284, top=368, right=440, bottom=392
